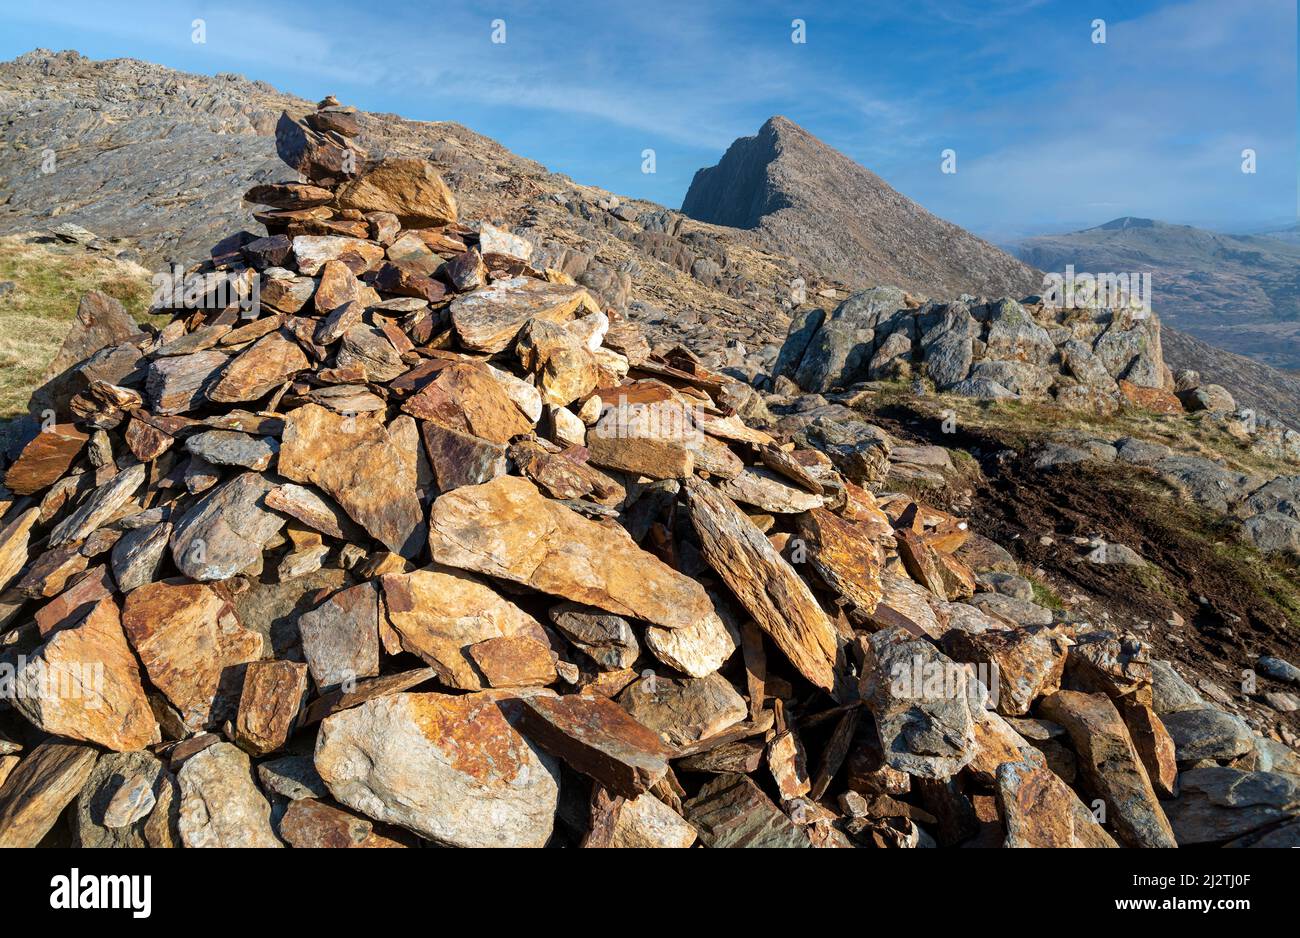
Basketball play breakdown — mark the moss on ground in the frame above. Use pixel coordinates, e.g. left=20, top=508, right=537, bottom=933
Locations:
left=1026, top=575, right=1065, bottom=611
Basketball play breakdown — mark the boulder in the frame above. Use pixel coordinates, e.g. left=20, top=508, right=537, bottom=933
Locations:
left=427, top=476, right=712, bottom=631
left=314, top=691, right=560, bottom=847
left=177, top=742, right=281, bottom=848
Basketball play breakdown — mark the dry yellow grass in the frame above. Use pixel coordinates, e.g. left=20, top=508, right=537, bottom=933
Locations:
left=0, top=234, right=155, bottom=437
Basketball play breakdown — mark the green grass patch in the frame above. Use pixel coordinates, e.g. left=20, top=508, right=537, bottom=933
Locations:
left=1026, top=576, right=1065, bottom=612
left=0, top=235, right=155, bottom=422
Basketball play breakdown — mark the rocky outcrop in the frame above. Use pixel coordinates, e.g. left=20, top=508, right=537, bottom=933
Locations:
left=773, top=289, right=1169, bottom=408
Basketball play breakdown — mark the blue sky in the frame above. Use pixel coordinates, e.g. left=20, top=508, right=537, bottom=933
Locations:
left=0, top=0, right=1294, bottom=240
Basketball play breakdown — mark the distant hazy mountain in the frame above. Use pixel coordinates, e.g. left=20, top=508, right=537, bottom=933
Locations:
left=1013, top=217, right=1300, bottom=369
left=681, top=116, right=1042, bottom=300
left=1256, top=222, right=1300, bottom=245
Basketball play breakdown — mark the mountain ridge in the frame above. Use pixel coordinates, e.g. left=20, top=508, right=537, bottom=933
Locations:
left=3, top=49, right=1300, bottom=425
left=1013, top=216, right=1300, bottom=369
left=681, top=114, right=1044, bottom=300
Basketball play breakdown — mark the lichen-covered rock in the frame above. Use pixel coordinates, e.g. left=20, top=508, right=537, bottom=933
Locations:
left=177, top=742, right=281, bottom=848
left=427, top=475, right=712, bottom=631
left=314, top=691, right=560, bottom=848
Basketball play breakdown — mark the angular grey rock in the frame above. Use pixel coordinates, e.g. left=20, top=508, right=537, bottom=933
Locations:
left=1188, top=384, right=1235, bottom=413
left=1094, top=316, right=1163, bottom=388
left=1151, top=660, right=1206, bottom=714
left=683, top=772, right=810, bottom=848
left=74, top=750, right=175, bottom=849
left=984, top=298, right=1052, bottom=365
left=298, top=581, right=381, bottom=690
left=1161, top=708, right=1255, bottom=762
left=967, top=593, right=1054, bottom=626
left=1257, top=655, right=1300, bottom=687
left=865, top=310, right=915, bottom=379
left=548, top=602, right=640, bottom=670
left=792, top=415, right=892, bottom=487
left=771, top=307, right=826, bottom=382
left=1115, top=436, right=1173, bottom=465
left=1166, top=767, right=1300, bottom=845
left=948, top=377, right=1017, bottom=400
left=1060, top=338, right=1117, bottom=390
left=918, top=301, right=976, bottom=388
left=257, top=755, right=330, bottom=802
left=1242, top=512, right=1300, bottom=555
left=861, top=625, right=977, bottom=778
left=1239, top=476, right=1300, bottom=519
left=791, top=287, right=906, bottom=392
left=146, top=350, right=229, bottom=415
left=970, top=359, right=1052, bottom=397
left=172, top=472, right=286, bottom=581
left=1154, top=455, right=1256, bottom=515
left=177, top=742, right=282, bottom=848
left=110, top=522, right=171, bottom=592
left=184, top=430, right=278, bottom=471
left=48, top=463, right=146, bottom=547
left=976, top=572, right=1034, bottom=601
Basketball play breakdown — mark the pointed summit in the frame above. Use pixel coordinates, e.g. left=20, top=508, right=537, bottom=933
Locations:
left=681, top=117, right=1040, bottom=299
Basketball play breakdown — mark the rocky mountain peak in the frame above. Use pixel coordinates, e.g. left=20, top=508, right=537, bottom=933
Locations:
left=681, top=117, right=1043, bottom=300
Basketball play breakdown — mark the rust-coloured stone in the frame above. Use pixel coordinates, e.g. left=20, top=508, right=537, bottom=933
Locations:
left=516, top=693, right=670, bottom=798
left=4, top=425, right=88, bottom=495
left=235, top=660, right=309, bottom=756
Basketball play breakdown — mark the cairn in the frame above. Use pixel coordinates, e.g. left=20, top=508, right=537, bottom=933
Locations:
left=0, top=98, right=1281, bottom=850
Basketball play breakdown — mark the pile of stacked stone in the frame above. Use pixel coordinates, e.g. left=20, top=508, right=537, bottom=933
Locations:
left=0, top=98, right=1296, bottom=849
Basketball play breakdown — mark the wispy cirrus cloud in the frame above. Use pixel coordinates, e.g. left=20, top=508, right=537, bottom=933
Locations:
left=0, top=0, right=1291, bottom=233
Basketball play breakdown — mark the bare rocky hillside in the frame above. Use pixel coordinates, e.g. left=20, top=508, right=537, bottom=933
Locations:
left=4, top=49, right=1299, bottom=425
left=0, top=49, right=836, bottom=372
left=681, top=116, right=1043, bottom=300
